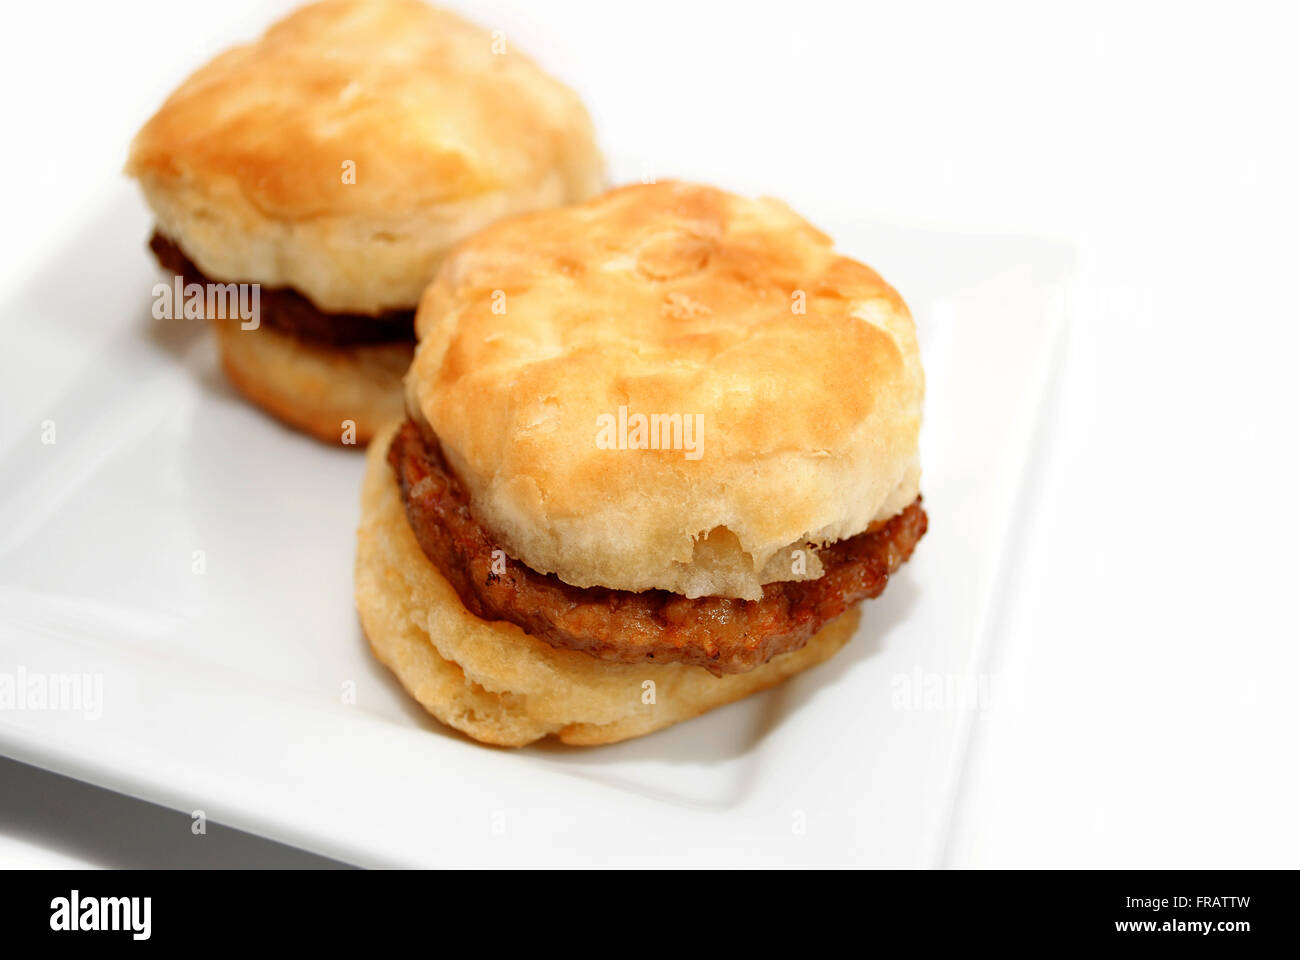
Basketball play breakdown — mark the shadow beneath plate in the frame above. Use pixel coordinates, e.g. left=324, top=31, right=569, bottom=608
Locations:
left=0, top=755, right=349, bottom=868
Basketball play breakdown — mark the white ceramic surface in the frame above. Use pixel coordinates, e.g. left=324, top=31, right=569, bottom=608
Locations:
left=0, top=185, right=1069, bottom=867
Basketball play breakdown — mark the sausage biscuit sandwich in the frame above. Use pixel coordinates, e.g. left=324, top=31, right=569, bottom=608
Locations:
left=126, top=0, right=604, bottom=443
left=355, top=182, right=928, bottom=745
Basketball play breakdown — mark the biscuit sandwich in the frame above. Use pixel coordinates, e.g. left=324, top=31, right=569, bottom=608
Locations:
left=355, top=181, right=928, bottom=746
left=126, top=0, right=604, bottom=444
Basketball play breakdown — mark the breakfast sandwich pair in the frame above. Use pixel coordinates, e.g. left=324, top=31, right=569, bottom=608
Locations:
left=128, top=0, right=927, bottom=746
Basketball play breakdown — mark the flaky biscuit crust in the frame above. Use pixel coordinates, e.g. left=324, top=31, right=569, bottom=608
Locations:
left=354, top=424, right=858, bottom=746
left=408, top=181, right=924, bottom=599
left=127, top=0, right=605, bottom=313
left=214, top=318, right=411, bottom=445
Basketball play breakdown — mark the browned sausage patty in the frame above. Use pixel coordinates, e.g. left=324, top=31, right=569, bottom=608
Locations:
left=149, top=232, right=416, bottom=347
left=389, top=419, right=927, bottom=675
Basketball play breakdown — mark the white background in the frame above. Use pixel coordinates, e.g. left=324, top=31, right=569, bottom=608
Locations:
left=1, top=0, right=1297, bottom=867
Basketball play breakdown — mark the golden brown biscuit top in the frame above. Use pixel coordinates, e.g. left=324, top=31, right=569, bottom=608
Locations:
left=408, top=181, right=924, bottom=599
left=126, top=0, right=602, bottom=221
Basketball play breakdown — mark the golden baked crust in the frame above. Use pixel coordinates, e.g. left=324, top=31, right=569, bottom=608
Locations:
left=214, top=316, right=411, bottom=445
left=355, top=424, right=859, bottom=746
left=126, top=0, right=605, bottom=313
left=408, top=181, right=924, bottom=599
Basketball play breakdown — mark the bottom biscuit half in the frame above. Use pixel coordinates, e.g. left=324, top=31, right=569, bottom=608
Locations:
left=354, top=422, right=861, bottom=747
left=213, top=317, right=412, bottom=446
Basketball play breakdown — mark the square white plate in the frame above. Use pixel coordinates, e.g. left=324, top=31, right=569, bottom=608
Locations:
left=0, top=185, right=1069, bottom=867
